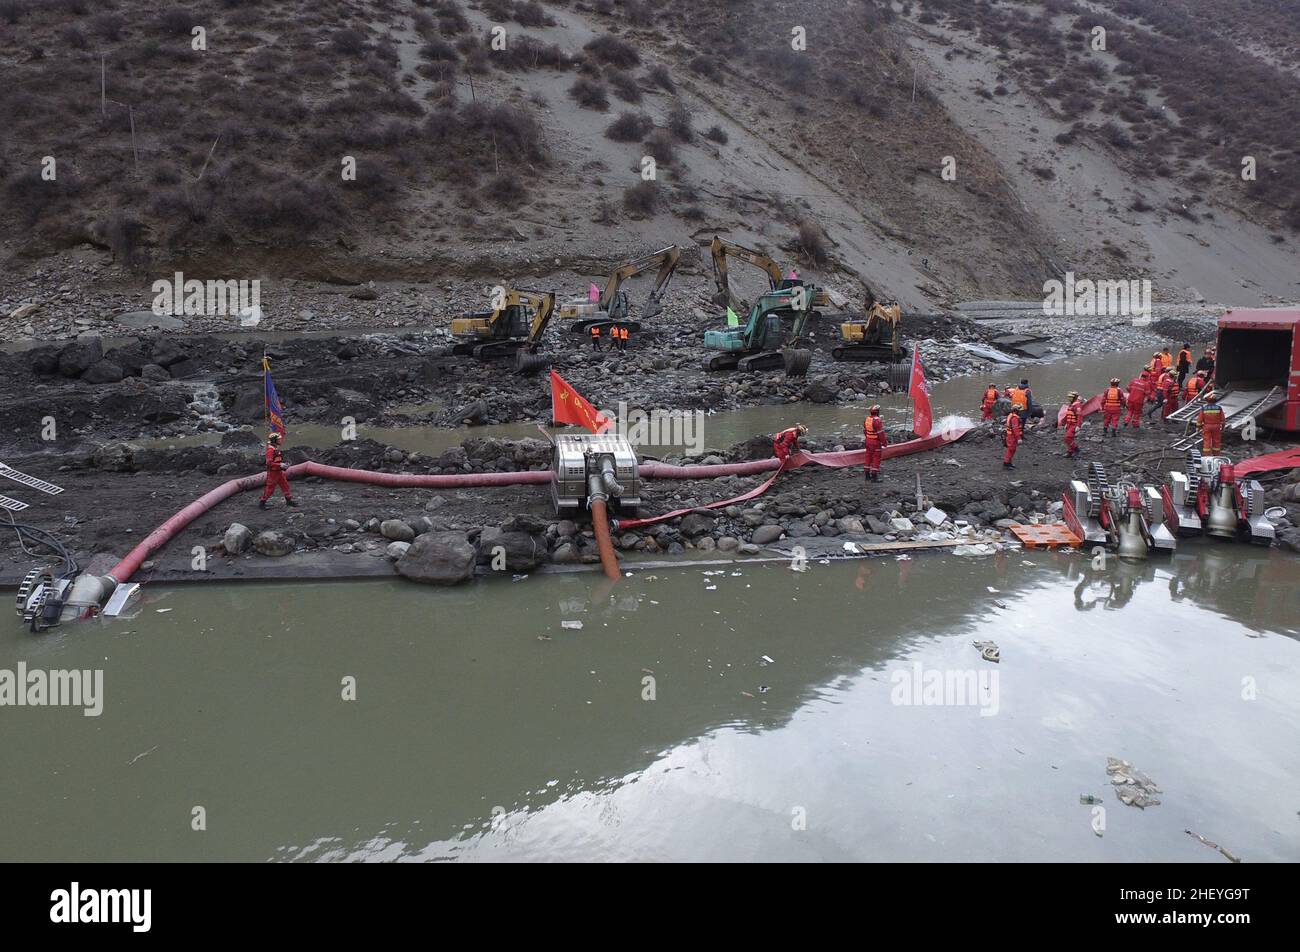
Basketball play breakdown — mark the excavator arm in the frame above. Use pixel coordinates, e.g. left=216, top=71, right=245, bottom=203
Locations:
left=521, top=290, right=556, bottom=351
left=599, top=244, right=681, bottom=321
left=710, top=236, right=784, bottom=313
left=711, top=235, right=842, bottom=314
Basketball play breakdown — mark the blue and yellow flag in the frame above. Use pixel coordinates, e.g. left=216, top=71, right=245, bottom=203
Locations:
left=263, top=356, right=286, bottom=435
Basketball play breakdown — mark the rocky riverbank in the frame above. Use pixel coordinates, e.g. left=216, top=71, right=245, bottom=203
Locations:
left=4, top=419, right=1298, bottom=591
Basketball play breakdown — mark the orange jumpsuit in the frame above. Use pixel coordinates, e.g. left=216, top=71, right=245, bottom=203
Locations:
left=1101, top=385, right=1125, bottom=431
left=1124, top=380, right=1146, bottom=427
left=1158, top=372, right=1178, bottom=419
left=1198, top=405, right=1225, bottom=454
left=773, top=427, right=802, bottom=463
left=863, top=416, right=888, bottom=477
left=261, top=443, right=293, bottom=502
left=980, top=386, right=1000, bottom=421
left=1062, top=403, right=1081, bottom=456
left=1003, top=411, right=1022, bottom=465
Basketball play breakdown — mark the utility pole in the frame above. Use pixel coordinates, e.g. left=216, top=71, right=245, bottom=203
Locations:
left=129, top=105, right=138, bottom=174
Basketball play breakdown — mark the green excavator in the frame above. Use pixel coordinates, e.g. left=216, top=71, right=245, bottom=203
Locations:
left=702, top=284, right=817, bottom=375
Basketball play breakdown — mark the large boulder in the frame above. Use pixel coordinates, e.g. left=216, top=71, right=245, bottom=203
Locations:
left=803, top=377, right=837, bottom=403
left=82, top=360, right=126, bottom=384
left=57, top=336, right=103, bottom=377
left=679, top=511, right=716, bottom=538
left=380, top=519, right=415, bottom=542
left=477, top=528, right=545, bottom=570
left=751, top=525, right=784, bottom=545
left=223, top=523, right=253, bottom=555
left=396, top=531, right=477, bottom=585
left=150, top=339, right=188, bottom=368
left=254, top=530, right=295, bottom=557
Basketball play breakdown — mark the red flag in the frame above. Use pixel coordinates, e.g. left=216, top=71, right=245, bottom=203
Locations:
left=909, top=347, right=932, bottom=438
left=549, top=370, right=611, bottom=434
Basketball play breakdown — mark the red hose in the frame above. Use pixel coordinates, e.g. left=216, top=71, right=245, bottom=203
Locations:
left=105, top=427, right=972, bottom=585
left=589, top=497, right=621, bottom=580
left=106, top=460, right=551, bottom=584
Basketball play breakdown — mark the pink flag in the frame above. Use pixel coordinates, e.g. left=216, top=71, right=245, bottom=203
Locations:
left=588, top=282, right=600, bottom=302
left=909, top=348, right=932, bottom=438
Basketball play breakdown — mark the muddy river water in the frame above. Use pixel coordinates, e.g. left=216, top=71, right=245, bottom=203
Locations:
left=5, top=343, right=1298, bottom=862
left=2, top=543, right=1297, bottom=862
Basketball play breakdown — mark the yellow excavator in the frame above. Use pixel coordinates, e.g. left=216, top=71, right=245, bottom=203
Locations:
left=709, top=235, right=843, bottom=314
left=560, top=245, right=681, bottom=335
left=449, top=288, right=555, bottom=372
left=833, top=292, right=906, bottom=362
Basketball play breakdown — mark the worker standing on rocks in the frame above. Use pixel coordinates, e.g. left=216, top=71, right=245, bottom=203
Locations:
left=863, top=405, right=888, bottom=482
left=1177, top=343, right=1193, bottom=387
left=1061, top=392, right=1082, bottom=458
left=1101, top=378, right=1125, bottom=436
left=259, top=432, right=297, bottom=509
left=1002, top=407, right=1022, bottom=469
left=590, top=325, right=603, bottom=350
left=1008, top=379, right=1032, bottom=435
left=980, top=382, right=1000, bottom=421
left=1198, top=393, right=1225, bottom=454
left=773, top=424, right=807, bottom=467
left=1124, top=375, right=1146, bottom=429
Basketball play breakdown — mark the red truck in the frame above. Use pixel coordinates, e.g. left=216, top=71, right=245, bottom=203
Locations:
left=1210, top=307, right=1300, bottom=432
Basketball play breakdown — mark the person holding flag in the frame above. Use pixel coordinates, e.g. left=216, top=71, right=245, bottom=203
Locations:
left=260, top=356, right=296, bottom=508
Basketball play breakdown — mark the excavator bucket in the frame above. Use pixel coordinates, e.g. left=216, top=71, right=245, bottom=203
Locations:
left=783, top=348, right=813, bottom=377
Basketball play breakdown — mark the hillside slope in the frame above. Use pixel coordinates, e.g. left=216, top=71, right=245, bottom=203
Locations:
left=1, top=0, right=1296, bottom=311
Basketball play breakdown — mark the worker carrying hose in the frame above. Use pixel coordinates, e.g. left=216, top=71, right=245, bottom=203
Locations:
left=980, top=382, right=1000, bottom=421
left=862, top=406, right=888, bottom=482
left=259, top=432, right=297, bottom=509
left=1158, top=368, right=1179, bottom=420
left=590, top=325, right=602, bottom=350
left=1123, top=376, right=1146, bottom=429
left=1101, top=378, right=1125, bottom=436
left=1002, top=408, right=1022, bottom=469
left=1061, top=392, right=1082, bottom=458
left=1198, top=393, right=1225, bottom=454
left=773, top=424, right=807, bottom=466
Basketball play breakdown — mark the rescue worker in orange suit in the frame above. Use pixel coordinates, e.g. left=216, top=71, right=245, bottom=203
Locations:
left=620, top=325, right=631, bottom=351
left=1158, top=367, right=1179, bottom=420
left=259, top=431, right=296, bottom=509
left=1176, top=343, right=1193, bottom=387
left=980, top=382, right=1000, bottom=421
left=1197, top=393, right=1225, bottom=454
left=862, top=405, right=888, bottom=482
left=590, top=325, right=602, bottom=350
left=1003, top=408, right=1022, bottom=469
left=1101, top=378, right=1124, bottom=436
left=1061, top=392, right=1083, bottom=458
left=773, top=424, right=807, bottom=466
left=1184, top=369, right=1207, bottom=403
left=1160, top=347, right=1173, bottom=371
left=1124, top=375, right=1146, bottom=428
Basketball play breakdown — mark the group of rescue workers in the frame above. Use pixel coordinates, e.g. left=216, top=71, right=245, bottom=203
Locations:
left=770, top=404, right=891, bottom=486
left=985, top=343, right=1226, bottom=469
left=589, top=323, right=633, bottom=351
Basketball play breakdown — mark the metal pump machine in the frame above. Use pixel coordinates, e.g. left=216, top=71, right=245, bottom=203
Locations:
left=550, top=434, right=641, bottom=517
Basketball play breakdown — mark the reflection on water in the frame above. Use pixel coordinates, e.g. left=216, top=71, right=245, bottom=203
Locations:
left=0, top=539, right=1296, bottom=862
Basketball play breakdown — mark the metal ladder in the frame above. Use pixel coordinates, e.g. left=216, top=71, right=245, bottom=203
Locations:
left=0, top=463, right=64, bottom=495
left=1225, top=387, right=1282, bottom=430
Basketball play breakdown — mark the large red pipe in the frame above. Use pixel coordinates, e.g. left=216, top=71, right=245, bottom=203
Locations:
left=589, top=498, right=621, bottom=580
left=105, top=427, right=972, bottom=585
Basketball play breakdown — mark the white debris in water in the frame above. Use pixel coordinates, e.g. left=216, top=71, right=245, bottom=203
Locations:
left=954, top=544, right=997, bottom=557
left=760, top=655, right=775, bottom=665
left=561, top=620, right=583, bottom=630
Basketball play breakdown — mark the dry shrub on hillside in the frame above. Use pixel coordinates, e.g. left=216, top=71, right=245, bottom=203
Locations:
left=796, top=220, right=829, bottom=265
left=569, top=77, right=610, bottom=110
left=605, top=111, right=653, bottom=142
left=622, top=181, right=659, bottom=218
left=584, top=34, right=640, bottom=68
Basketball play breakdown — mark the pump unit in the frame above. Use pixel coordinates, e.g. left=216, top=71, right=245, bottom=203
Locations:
left=551, top=434, right=641, bottom=516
